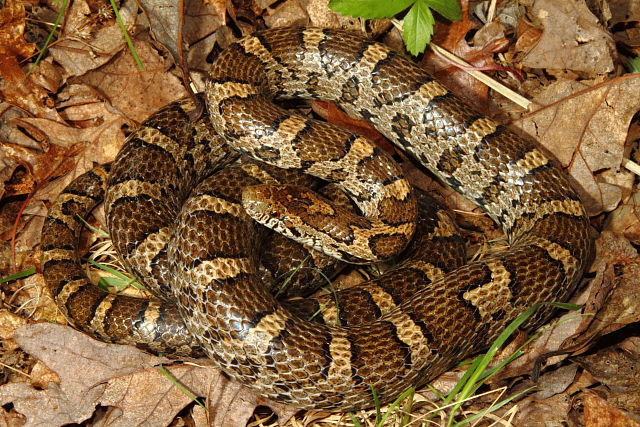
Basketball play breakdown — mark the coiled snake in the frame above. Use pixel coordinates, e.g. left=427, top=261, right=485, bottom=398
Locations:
left=41, top=27, right=593, bottom=411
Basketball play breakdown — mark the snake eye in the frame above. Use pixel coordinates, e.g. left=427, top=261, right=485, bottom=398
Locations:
left=269, top=210, right=279, bottom=218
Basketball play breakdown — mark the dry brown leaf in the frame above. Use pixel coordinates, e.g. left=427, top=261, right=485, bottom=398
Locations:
left=0, top=84, right=126, bottom=255
left=514, top=393, right=572, bottom=426
left=2, top=324, right=298, bottom=427
left=0, top=0, right=62, bottom=121
left=574, top=345, right=640, bottom=393
left=264, top=0, right=310, bottom=28
left=532, top=364, right=579, bottom=400
left=303, top=0, right=362, bottom=30
left=522, top=0, right=615, bottom=76
left=581, top=390, right=640, bottom=426
left=561, top=232, right=640, bottom=353
left=605, top=188, right=640, bottom=243
left=423, top=0, right=507, bottom=110
left=76, top=40, right=187, bottom=123
left=490, top=307, right=585, bottom=380
left=0, top=309, right=28, bottom=352
left=0, top=0, right=34, bottom=57
left=0, top=56, right=61, bottom=123
left=47, top=0, right=138, bottom=77
left=514, top=75, right=640, bottom=215
left=139, top=0, right=226, bottom=71
left=510, top=17, right=543, bottom=64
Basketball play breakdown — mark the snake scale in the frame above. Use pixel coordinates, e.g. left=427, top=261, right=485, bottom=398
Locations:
left=41, top=27, right=594, bottom=411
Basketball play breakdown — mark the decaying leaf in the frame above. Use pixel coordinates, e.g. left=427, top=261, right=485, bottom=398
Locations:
left=561, top=232, right=640, bottom=353
left=514, top=75, right=640, bottom=215
left=424, top=0, right=507, bottom=109
left=47, top=0, right=139, bottom=77
left=0, top=324, right=298, bottom=427
left=138, top=0, right=226, bottom=69
left=75, top=41, right=187, bottom=123
left=522, top=0, right=616, bottom=76
left=581, top=390, right=640, bottom=426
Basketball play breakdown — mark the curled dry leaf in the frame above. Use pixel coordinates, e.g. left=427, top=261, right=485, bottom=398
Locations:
left=605, top=188, right=640, bottom=243
left=0, top=0, right=61, bottom=121
left=0, top=84, right=127, bottom=254
left=514, top=75, right=640, bottom=215
left=424, top=2, right=508, bottom=110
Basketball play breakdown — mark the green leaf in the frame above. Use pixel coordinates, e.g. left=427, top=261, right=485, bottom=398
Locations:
left=425, top=0, right=462, bottom=21
left=403, top=0, right=434, bottom=55
left=329, top=0, right=414, bottom=19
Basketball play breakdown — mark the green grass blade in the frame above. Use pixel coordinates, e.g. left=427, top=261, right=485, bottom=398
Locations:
left=1, top=267, right=36, bottom=283
left=109, top=0, right=144, bottom=70
left=28, top=0, right=69, bottom=74
left=158, top=365, right=206, bottom=409
left=76, top=215, right=109, bottom=238
left=453, top=386, right=534, bottom=426
left=83, top=258, right=145, bottom=290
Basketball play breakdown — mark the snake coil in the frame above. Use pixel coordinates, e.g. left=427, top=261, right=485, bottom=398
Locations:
left=42, top=27, right=593, bottom=411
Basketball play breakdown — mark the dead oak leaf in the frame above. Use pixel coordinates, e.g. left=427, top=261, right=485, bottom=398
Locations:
left=513, top=74, right=640, bottom=215
left=0, top=93, right=125, bottom=248
left=581, top=390, right=640, bottom=426
left=5, top=324, right=298, bottom=427
left=76, top=40, right=187, bottom=123
left=423, top=1, right=507, bottom=109
left=574, top=345, right=640, bottom=394
left=0, top=0, right=34, bottom=58
left=560, top=232, right=640, bottom=354
left=47, top=0, right=139, bottom=77
left=0, top=0, right=62, bottom=121
left=138, top=0, right=226, bottom=75
left=522, top=0, right=615, bottom=76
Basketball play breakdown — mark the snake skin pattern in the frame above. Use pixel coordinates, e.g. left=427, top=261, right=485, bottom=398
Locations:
left=41, top=27, right=594, bottom=411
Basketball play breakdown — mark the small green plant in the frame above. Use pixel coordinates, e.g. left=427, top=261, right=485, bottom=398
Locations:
left=329, top=0, right=462, bottom=55
left=349, top=385, right=415, bottom=426
left=83, top=258, right=145, bottom=291
left=437, top=302, right=583, bottom=426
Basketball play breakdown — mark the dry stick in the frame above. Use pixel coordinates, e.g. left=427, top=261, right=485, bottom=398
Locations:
left=429, top=44, right=640, bottom=178
left=176, top=0, right=204, bottom=121
left=429, top=43, right=531, bottom=109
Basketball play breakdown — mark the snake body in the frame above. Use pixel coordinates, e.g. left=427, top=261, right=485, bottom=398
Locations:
left=41, top=27, right=593, bottom=410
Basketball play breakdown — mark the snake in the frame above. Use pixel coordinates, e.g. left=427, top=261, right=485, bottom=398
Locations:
left=41, top=27, right=594, bottom=411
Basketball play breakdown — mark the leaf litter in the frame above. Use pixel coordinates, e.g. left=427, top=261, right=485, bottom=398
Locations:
left=2, top=0, right=640, bottom=425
